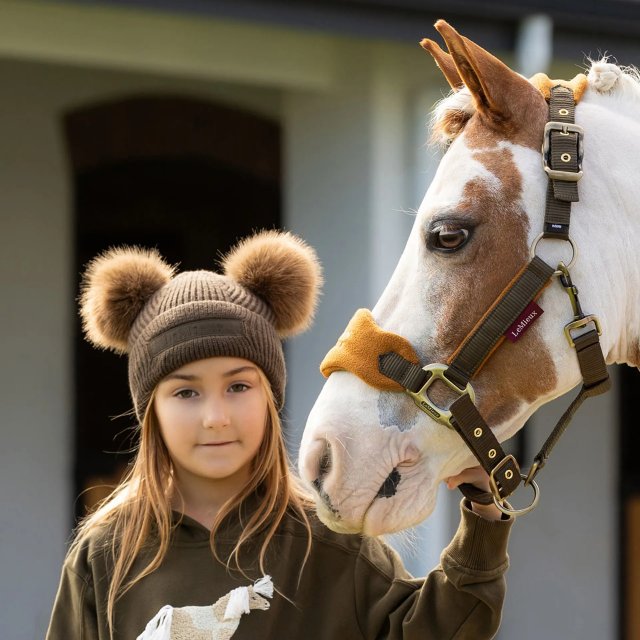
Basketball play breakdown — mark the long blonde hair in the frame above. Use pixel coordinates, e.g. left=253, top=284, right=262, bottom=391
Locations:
left=70, top=369, right=313, bottom=634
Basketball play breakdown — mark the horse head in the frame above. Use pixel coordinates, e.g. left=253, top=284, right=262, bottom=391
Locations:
left=299, top=20, right=640, bottom=535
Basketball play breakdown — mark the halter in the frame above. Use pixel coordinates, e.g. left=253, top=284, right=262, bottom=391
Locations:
left=321, top=83, right=611, bottom=517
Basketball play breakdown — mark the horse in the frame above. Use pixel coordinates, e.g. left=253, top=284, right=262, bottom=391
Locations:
left=137, top=576, right=273, bottom=640
left=298, top=19, right=640, bottom=536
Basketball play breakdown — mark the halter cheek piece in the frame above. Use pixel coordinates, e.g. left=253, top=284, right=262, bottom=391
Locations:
left=321, top=81, right=611, bottom=517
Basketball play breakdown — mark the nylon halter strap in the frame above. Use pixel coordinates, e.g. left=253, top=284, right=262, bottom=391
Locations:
left=322, top=85, right=610, bottom=516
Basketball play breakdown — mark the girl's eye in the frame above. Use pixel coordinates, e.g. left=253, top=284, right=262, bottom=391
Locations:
left=175, top=389, right=197, bottom=399
left=428, top=226, right=470, bottom=252
left=229, top=383, right=250, bottom=393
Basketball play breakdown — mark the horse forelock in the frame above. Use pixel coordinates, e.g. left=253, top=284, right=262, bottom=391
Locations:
left=430, top=87, right=474, bottom=147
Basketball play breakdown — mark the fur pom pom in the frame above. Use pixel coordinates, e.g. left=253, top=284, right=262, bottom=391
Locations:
left=222, top=230, right=322, bottom=337
left=80, top=247, right=175, bottom=353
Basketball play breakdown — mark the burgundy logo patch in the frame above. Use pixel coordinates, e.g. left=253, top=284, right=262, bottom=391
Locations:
left=504, top=301, right=544, bottom=343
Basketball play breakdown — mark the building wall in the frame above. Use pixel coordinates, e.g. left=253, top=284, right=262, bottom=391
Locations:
left=0, top=60, right=73, bottom=638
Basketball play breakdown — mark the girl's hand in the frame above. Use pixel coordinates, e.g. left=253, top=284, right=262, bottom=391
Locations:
left=445, top=466, right=505, bottom=521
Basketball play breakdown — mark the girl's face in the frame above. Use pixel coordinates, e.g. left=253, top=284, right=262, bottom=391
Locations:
left=154, top=356, right=268, bottom=496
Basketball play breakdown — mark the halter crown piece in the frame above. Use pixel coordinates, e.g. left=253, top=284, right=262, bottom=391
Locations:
left=321, top=78, right=610, bottom=516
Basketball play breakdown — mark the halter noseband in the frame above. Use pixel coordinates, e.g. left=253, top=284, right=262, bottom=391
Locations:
left=321, top=81, right=611, bottom=517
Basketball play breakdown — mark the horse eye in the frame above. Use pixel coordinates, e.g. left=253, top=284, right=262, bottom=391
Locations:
left=429, top=227, right=470, bottom=252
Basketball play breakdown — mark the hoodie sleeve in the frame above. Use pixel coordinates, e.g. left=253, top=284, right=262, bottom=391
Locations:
left=355, top=500, right=513, bottom=640
left=46, top=546, right=100, bottom=640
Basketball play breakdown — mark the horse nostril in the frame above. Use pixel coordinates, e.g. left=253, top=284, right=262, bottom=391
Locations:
left=376, top=468, right=401, bottom=499
left=319, top=442, right=331, bottom=476
left=313, top=441, right=332, bottom=492
left=310, top=441, right=340, bottom=516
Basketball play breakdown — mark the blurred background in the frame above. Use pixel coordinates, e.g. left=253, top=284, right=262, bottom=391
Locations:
left=1, top=1, right=639, bottom=638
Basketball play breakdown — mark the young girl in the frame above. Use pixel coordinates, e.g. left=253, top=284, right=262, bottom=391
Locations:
left=47, top=230, right=513, bottom=640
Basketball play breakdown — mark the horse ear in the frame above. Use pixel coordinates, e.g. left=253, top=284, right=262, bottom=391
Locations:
left=420, top=38, right=463, bottom=90
left=434, top=20, right=536, bottom=121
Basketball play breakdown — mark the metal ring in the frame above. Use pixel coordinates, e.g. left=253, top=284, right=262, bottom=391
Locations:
left=529, top=233, right=577, bottom=274
left=493, top=474, right=540, bottom=517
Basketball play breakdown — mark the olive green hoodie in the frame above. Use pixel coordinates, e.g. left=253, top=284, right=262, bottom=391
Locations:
left=47, top=500, right=512, bottom=640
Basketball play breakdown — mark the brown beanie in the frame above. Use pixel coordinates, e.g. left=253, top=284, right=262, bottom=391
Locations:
left=79, top=230, right=322, bottom=420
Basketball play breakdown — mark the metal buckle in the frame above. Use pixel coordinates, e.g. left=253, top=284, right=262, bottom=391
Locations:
left=488, top=454, right=518, bottom=500
left=406, top=364, right=475, bottom=429
left=490, top=457, right=540, bottom=516
left=542, top=121, right=584, bottom=182
left=564, top=314, right=602, bottom=348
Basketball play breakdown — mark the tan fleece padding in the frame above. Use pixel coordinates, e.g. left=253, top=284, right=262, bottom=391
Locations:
left=529, top=73, right=588, bottom=103
left=320, top=309, right=420, bottom=391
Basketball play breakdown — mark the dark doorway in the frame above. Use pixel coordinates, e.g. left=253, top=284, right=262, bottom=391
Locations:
left=619, top=366, right=640, bottom=640
left=65, top=96, right=280, bottom=518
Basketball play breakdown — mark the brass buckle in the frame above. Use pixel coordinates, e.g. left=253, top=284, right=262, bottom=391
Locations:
left=490, top=458, right=540, bottom=517
left=564, top=314, right=602, bottom=348
left=542, top=121, right=584, bottom=182
left=488, top=455, right=518, bottom=500
left=406, top=364, right=475, bottom=429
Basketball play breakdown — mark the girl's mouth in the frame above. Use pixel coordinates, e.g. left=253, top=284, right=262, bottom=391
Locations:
left=200, top=441, right=235, bottom=447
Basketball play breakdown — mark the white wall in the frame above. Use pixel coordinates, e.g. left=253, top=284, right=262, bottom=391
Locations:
left=0, top=62, right=72, bottom=638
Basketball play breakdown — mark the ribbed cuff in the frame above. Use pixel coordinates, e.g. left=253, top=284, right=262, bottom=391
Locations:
left=443, top=499, right=514, bottom=573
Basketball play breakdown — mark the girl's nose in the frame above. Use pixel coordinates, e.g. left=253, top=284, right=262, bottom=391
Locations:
left=202, top=401, right=231, bottom=429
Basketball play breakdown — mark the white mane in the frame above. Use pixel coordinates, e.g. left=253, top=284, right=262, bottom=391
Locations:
left=586, top=59, right=640, bottom=101
left=430, top=60, right=640, bottom=146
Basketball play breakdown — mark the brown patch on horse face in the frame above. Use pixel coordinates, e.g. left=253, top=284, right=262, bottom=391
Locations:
left=427, top=139, right=557, bottom=426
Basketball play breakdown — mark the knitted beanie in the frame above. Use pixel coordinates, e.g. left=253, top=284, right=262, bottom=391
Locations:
left=79, top=230, right=322, bottom=420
